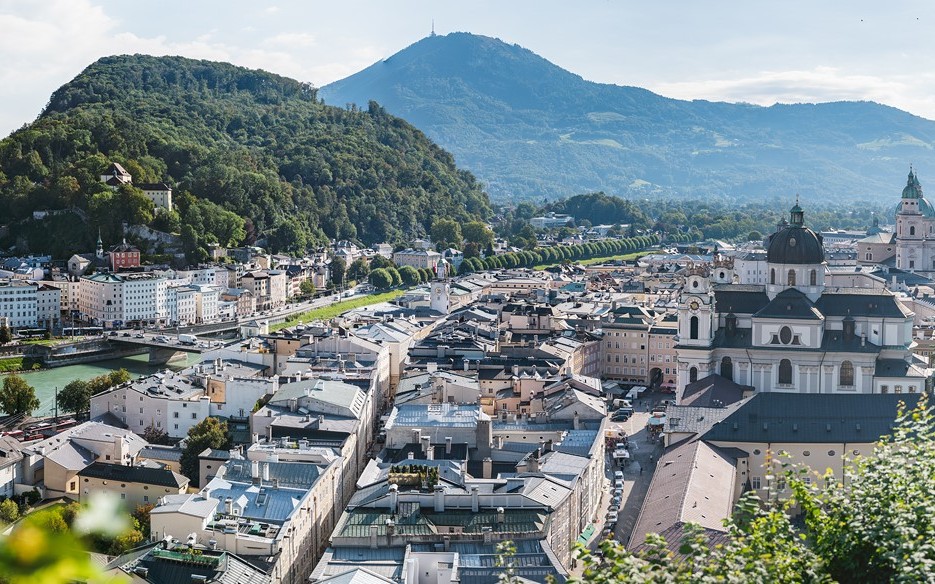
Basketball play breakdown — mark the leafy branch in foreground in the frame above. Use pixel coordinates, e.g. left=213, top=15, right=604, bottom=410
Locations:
left=565, top=394, right=933, bottom=584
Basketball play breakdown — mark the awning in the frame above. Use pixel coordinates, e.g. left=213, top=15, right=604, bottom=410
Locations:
left=577, top=523, right=596, bottom=546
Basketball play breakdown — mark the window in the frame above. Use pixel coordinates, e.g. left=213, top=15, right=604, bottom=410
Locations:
left=720, top=356, right=733, bottom=381
left=191, top=413, right=197, bottom=419
left=770, top=268, right=775, bottom=285
left=689, top=367, right=698, bottom=383
left=779, top=326, right=793, bottom=345
left=173, top=412, right=179, bottom=418
left=809, top=269, right=817, bottom=286
left=775, top=477, right=786, bottom=491
left=839, top=361, right=854, bottom=387
left=910, top=260, right=916, bottom=269
left=881, top=385, right=889, bottom=393
left=787, top=269, right=796, bottom=286
left=751, top=476, right=761, bottom=490
left=895, top=385, right=903, bottom=394
left=689, top=316, right=699, bottom=340
left=910, top=225, right=916, bottom=236
left=778, top=359, right=793, bottom=385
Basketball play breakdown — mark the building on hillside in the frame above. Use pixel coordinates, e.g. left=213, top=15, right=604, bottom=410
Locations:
left=107, top=239, right=141, bottom=270
left=676, top=202, right=928, bottom=395
left=530, top=212, right=574, bottom=230
left=138, top=182, right=173, bottom=211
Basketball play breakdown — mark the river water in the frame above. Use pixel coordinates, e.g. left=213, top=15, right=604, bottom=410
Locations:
left=17, top=353, right=194, bottom=418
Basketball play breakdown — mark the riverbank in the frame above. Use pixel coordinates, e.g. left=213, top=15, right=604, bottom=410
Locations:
left=17, top=353, right=194, bottom=418
left=270, top=289, right=406, bottom=332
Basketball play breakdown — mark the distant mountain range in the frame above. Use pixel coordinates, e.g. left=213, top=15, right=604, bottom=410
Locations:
left=321, top=32, right=935, bottom=202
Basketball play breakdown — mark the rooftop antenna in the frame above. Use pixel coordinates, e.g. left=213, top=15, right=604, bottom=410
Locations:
left=431, top=19, right=436, bottom=37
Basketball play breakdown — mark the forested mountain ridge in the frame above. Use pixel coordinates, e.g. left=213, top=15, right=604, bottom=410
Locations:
left=321, top=32, right=935, bottom=201
left=0, top=54, right=490, bottom=257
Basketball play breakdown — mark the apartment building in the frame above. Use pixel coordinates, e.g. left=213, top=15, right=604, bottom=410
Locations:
left=0, top=279, right=38, bottom=328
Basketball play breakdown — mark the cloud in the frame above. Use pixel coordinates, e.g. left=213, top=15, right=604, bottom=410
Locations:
left=652, top=67, right=935, bottom=119
left=263, top=32, right=317, bottom=49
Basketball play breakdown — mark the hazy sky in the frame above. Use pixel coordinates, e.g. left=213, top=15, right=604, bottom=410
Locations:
left=3, top=0, right=935, bottom=137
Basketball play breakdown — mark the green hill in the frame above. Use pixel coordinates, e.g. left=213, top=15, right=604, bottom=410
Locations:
left=0, top=54, right=490, bottom=257
left=321, top=32, right=935, bottom=201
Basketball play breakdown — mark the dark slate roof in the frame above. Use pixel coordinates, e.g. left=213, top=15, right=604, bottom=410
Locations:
left=767, top=225, right=824, bottom=264
left=702, top=393, right=923, bottom=444
left=875, top=358, right=927, bottom=378
left=754, top=288, right=823, bottom=320
left=138, top=446, right=183, bottom=462
left=78, top=462, right=187, bottom=488
left=680, top=374, right=752, bottom=407
left=137, top=182, right=172, bottom=191
left=814, top=291, right=910, bottom=318
left=110, top=543, right=271, bottom=584
left=714, top=287, right=770, bottom=315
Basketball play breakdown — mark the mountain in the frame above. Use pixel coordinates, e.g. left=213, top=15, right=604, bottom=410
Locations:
left=0, top=55, right=490, bottom=257
left=320, top=32, right=935, bottom=202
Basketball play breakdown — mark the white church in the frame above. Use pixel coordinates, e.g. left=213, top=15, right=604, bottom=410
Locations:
left=676, top=202, right=928, bottom=396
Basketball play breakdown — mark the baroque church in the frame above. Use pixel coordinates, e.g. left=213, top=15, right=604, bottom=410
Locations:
left=676, top=202, right=927, bottom=396
left=894, top=168, right=935, bottom=273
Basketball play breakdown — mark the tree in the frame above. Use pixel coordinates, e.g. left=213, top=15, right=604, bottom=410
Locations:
left=347, top=258, right=370, bottom=282
left=370, top=255, right=394, bottom=270
left=369, top=268, right=392, bottom=290
left=386, top=267, right=402, bottom=287
left=0, top=325, right=11, bottom=344
left=398, top=265, right=421, bottom=286
left=299, top=279, right=316, bottom=298
left=57, top=380, right=91, bottom=414
left=0, top=498, right=19, bottom=523
left=179, top=417, right=230, bottom=484
left=330, top=257, right=346, bottom=288
left=748, top=230, right=764, bottom=241
left=0, top=374, right=40, bottom=416
left=431, top=218, right=463, bottom=250
left=142, top=423, right=171, bottom=445
left=463, top=221, right=494, bottom=248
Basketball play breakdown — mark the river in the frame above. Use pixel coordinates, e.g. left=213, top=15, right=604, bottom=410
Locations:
left=18, top=353, right=194, bottom=418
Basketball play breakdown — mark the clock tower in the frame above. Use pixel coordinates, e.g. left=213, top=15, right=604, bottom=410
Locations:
left=678, top=272, right=715, bottom=348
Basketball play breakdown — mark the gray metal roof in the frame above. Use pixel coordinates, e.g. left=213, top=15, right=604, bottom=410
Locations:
left=702, top=392, right=923, bottom=444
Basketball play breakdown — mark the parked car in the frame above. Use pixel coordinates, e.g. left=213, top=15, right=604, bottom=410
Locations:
left=614, top=479, right=624, bottom=489
left=614, top=471, right=624, bottom=481
left=606, top=510, right=619, bottom=524
left=611, top=409, right=631, bottom=422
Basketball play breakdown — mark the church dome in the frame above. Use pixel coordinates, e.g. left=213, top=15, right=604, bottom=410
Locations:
left=766, top=202, right=824, bottom=265
left=893, top=169, right=935, bottom=218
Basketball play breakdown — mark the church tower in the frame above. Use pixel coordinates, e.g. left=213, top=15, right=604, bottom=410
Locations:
left=95, top=230, right=104, bottom=259
left=431, top=258, right=450, bottom=314
left=895, top=168, right=934, bottom=272
left=678, top=271, right=715, bottom=347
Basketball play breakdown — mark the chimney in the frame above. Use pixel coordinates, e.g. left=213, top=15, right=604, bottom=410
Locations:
left=445, top=436, right=452, bottom=455
left=434, top=485, right=446, bottom=512
left=225, top=497, right=233, bottom=515
left=483, top=457, right=493, bottom=479
left=496, top=506, right=505, bottom=526
left=529, top=450, right=540, bottom=473
left=482, top=526, right=493, bottom=544
left=266, top=425, right=273, bottom=441
left=412, top=429, right=422, bottom=444
left=420, top=435, right=431, bottom=456
left=463, top=360, right=469, bottom=371
left=386, top=518, right=396, bottom=537
left=471, top=486, right=479, bottom=513
left=573, top=410, right=580, bottom=430
left=389, top=483, right=399, bottom=513
left=512, top=364, right=519, bottom=376
left=407, top=451, right=415, bottom=460
left=370, top=525, right=379, bottom=549
left=251, top=433, right=258, bottom=444
left=262, top=462, right=270, bottom=482
left=114, top=435, right=126, bottom=464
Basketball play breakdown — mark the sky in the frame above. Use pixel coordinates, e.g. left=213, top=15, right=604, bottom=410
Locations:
left=2, top=0, right=935, bottom=137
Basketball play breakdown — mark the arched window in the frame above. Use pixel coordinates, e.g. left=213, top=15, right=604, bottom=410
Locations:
left=840, top=360, right=854, bottom=386
left=778, top=359, right=793, bottom=385
left=689, top=367, right=698, bottom=383
left=787, top=269, right=796, bottom=286
left=910, top=225, right=916, bottom=236
left=689, top=316, right=699, bottom=340
left=720, top=356, right=733, bottom=381
left=865, top=252, right=872, bottom=261
left=770, top=268, right=776, bottom=285
left=809, top=269, right=817, bottom=286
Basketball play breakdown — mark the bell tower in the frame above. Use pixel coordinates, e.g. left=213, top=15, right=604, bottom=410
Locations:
left=431, top=258, right=450, bottom=314
left=678, top=271, right=715, bottom=347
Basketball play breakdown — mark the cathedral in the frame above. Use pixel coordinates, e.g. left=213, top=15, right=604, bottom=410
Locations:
left=676, top=202, right=927, bottom=396
left=894, top=169, right=935, bottom=273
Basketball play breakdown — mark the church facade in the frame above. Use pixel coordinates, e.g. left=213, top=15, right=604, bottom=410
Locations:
left=676, top=203, right=927, bottom=396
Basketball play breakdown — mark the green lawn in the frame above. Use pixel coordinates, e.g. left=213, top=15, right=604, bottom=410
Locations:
left=270, top=289, right=407, bottom=332
left=0, top=357, right=25, bottom=373
left=533, top=250, right=649, bottom=270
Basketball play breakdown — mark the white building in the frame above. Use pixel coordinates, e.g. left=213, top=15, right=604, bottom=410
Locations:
left=79, top=272, right=168, bottom=326
left=167, top=285, right=198, bottom=326
left=35, top=284, right=61, bottom=329
left=676, top=203, right=926, bottom=396
left=0, top=279, right=38, bottom=328
left=530, top=212, right=574, bottom=230
left=393, top=249, right=442, bottom=270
